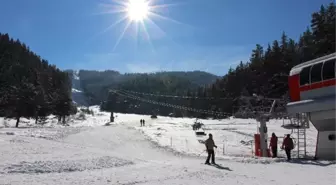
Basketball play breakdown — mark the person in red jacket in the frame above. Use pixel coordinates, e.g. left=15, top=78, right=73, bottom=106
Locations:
left=269, top=133, right=278, bottom=158
left=282, top=134, right=294, bottom=161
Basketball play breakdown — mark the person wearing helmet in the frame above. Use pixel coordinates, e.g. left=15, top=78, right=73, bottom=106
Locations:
left=205, top=133, right=217, bottom=164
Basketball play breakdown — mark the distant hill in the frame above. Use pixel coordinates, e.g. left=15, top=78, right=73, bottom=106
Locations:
left=66, top=69, right=219, bottom=106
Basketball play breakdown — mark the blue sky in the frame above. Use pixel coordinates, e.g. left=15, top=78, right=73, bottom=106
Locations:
left=0, top=0, right=332, bottom=76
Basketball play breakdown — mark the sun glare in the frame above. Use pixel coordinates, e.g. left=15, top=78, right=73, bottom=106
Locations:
left=127, top=0, right=149, bottom=22
left=95, top=0, right=185, bottom=51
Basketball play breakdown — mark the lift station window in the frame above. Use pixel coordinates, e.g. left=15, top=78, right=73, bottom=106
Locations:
left=322, top=59, right=336, bottom=80
left=300, top=66, right=311, bottom=86
left=310, top=63, right=323, bottom=83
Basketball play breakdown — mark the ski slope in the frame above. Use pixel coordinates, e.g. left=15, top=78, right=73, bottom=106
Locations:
left=133, top=116, right=319, bottom=159
left=0, top=106, right=335, bottom=185
left=71, top=70, right=89, bottom=106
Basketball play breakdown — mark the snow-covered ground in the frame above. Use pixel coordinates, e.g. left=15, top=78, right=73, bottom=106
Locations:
left=133, top=116, right=319, bottom=159
left=72, top=88, right=82, bottom=93
left=0, top=106, right=335, bottom=185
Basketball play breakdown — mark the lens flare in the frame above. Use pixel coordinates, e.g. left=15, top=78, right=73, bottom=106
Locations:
left=93, top=0, right=187, bottom=51
left=127, top=0, right=149, bottom=22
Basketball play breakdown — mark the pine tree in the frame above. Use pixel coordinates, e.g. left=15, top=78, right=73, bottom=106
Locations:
left=0, top=33, right=75, bottom=127
left=202, top=3, right=335, bottom=118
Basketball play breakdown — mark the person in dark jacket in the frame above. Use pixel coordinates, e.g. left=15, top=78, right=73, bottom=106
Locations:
left=269, top=133, right=278, bottom=158
left=204, top=133, right=217, bottom=164
left=282, top=134, right=294, bottom=161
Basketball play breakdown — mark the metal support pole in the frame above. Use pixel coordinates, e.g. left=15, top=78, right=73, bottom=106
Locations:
left=255, top=99, right=274, bottom=158
left=297, top=123, right=300, bottom=158
left=259, top=118, right=268, bottom=157
left=269, top=100, right=277, bottom=114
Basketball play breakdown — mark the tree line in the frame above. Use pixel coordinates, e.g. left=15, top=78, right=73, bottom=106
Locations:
left=99, top=72, right=214, bottom=116
left=75, top=70, right=218, bottom=105
left=102, top=3, right=335, bottom=119
left=0, top=33, right=76, bottom=127
left=189, top=2, right=335, bottom=118
left=71, top=69, right=218, bottom=117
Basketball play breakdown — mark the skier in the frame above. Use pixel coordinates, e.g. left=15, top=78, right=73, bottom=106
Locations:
left=204, top=133, right=217, bottom=165
left=269, top=132, right=278, bottom=158
left=143, top=119, right=145, bottom=126
left=140, top=119, right=143, bottom=127
left=281, top=134, right=294, bottom=161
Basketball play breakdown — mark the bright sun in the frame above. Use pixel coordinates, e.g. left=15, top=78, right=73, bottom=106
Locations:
left=127, top=0, right=149, bottom=22
left=96, top=0, right=183, bottom=51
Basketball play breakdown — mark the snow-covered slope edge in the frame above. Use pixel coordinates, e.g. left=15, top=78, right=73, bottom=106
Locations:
left=0, top=106, right=110, bottom=128
left=131, top=116, right=319, bottom=161
left=0, top=106, right=322, bottom=163
left=70, top=70, right=88, bottom=106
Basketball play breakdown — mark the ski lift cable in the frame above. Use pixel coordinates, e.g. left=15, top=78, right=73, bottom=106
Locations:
left=116, top=90, right=223, bottom=115
left=114, top=89, right=287, bottom=103
left=118, top=89, right=234, bottom=100
left=112, top=90, right=232, bottom=117
left=109, top=89, right=287, bottom=116
left=117, top=90, right=218, bottom=114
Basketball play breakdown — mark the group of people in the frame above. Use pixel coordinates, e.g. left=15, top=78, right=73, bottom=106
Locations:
left=269, top=133, right=294, bottom=160
left=140, top=119, right=146, bottom=127
left=203, top=132, right=295, bottom=164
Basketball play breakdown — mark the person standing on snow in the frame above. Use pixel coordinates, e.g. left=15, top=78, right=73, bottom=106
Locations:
left=281, top=134, right=294, bottom=161
left=269, top=133, right=278, bottom=158
left=205, top=133, right=217, bottom=164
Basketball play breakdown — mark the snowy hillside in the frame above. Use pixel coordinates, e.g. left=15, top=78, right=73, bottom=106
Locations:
left=71, top=71, right=88, bottom=106
left=133, top=117, right=319, bottom=159
left=0, top=106, right=334, bottom=185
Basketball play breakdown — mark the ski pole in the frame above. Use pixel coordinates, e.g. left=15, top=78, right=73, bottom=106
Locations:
left=199, top=150, right=206, bottom=156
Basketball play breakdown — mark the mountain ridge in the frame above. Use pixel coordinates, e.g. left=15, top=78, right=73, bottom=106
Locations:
left=65, top=69, right=220, bottom=106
